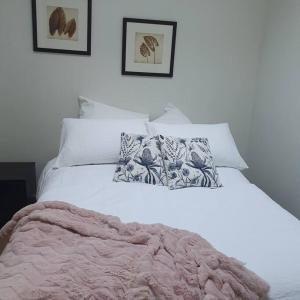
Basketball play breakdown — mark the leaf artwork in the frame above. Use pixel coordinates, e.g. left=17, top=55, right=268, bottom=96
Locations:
left=138, top=35, right=160, bottom=64
left=140, top=43, right=151, bottom=63
left=144, top=36, right=159, bottom=64
left=49, top=7, right=77, bottom=39
left=49, top=7, right=65, bottom=36
left=57, top=8, right=66, bottom=35
left=64, top=19, right=77, bottom=38
left=144, top=36, right=158, bottom=51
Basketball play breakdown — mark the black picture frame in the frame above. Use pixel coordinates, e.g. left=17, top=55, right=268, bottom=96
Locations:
left=122, top=18, right=177, bottom=77
left=32, top=0, right=92, bottom=56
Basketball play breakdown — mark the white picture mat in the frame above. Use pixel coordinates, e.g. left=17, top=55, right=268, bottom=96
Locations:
left=125, top=23, right=174, bottom=73
left=35, top=0, right=88, bottom=51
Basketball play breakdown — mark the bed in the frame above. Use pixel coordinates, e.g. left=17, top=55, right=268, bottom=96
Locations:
left=37, top=159, right=300, bottom=300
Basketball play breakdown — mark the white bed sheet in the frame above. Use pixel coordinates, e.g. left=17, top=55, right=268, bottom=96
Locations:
left=38, top=161, right=300, bottom=300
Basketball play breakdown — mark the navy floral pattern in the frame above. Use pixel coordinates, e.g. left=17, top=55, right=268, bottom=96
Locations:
left=159, top=135, right=222, bottom=190
left=114, top=133, right=167, bottom=186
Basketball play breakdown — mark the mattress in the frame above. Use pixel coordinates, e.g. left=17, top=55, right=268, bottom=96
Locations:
left=38, top=160, right=300, bottom=300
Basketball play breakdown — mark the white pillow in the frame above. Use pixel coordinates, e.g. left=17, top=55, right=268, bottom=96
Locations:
left=146, top=122, right=248, bottom=170
left=153, top=103, right=192, bottom=124
left=55, top=118, right=148, bottom=168
left=78, top=96, right=149, bottom=120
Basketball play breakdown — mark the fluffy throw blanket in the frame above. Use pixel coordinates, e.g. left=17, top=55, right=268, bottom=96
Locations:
left=0, top=202, right=269, bottom=300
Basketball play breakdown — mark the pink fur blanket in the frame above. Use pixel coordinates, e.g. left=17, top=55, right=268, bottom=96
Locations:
left=0, top=201, right=269, bottom=300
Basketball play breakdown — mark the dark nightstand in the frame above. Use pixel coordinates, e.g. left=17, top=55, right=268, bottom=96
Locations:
left=0, top=163, right=36, bottom=229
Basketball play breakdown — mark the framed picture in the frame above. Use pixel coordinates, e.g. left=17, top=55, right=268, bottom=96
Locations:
left=122, top=18, right=177, bottom=77
left=32, top=0, right=92, bottom=55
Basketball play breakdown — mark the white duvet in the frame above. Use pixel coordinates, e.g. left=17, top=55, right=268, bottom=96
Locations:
left=38, top=160, right=300, bottom=300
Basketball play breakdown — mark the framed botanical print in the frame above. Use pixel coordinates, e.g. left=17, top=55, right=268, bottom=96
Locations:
left=32, top=0, right=92, bottom=55
left=122, top=18, right=177, bottom=77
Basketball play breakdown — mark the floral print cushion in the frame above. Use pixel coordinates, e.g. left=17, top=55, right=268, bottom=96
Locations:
left=159, top=135, right=222, bottom=190
left=113, top=133, right=167, bottom=186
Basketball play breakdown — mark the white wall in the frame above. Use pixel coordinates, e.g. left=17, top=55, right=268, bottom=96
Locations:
left=0, top=0, right=267, bottom=175
left=248, top=0, right=300, bottom=218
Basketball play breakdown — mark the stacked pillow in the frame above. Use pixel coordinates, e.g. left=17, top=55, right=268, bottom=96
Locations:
left=54, top=97, right=247, bottom=190
left=113, top=133, right=222, bottom=190
left=113, top=133, right=167, bottom=186
left=54, top=118, right=148, bottom=168
left=159, top=136, right=222, bottom=189
left=146, top=122, right=248, bottom=170
left=55, top=99, right=190, bottom=169
left=153, top=103, right=192, bottom=124
left=78, top=96, right=192, bottom=124
left=78, top=96, right=149, bottom=120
